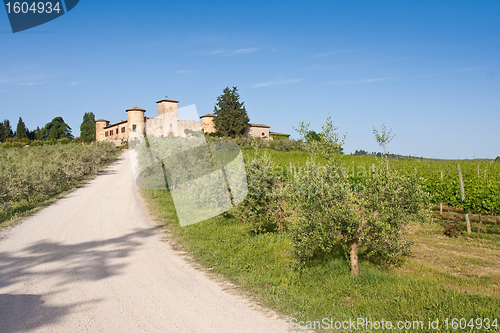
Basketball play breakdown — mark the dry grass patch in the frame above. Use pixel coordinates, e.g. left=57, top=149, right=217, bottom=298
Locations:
left=403, top=213, right=500, bottom=299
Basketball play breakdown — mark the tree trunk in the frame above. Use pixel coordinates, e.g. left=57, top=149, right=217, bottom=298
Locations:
left=350, top=240, right=359, bottom=277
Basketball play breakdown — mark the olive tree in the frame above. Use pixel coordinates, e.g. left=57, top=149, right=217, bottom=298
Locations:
left=290, top=160, right=429, bottom=276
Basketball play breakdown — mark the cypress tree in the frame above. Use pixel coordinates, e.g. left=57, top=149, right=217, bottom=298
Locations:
left=15, top=117, right=28, bottom=139
left=213, top=87, right=250, bottom=138
left=80, top=112, right=96, bottom=143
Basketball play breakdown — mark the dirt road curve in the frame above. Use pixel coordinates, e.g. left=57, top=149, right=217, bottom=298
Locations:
left=0, top=153, right=290, bottom=333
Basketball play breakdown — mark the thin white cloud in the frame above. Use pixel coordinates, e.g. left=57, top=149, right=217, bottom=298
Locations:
left=454, top=66, right=483, bottom=73
left=315, top=48, right=362, bottom=58
left=19, top=81, right=45, bottom=86
left=203, top=50, right=226, bottom=55
left=176, top=70, right=193, bottom=74
left=0, top=74, right=47, bottom=86
left=327, top=77, right=390, bottom=85
left=69, top=80, right=82, bottom=86
left=228, top=47, right=258, bottom=55
left=251, top=78, right=304, bottom=88
left=418, top=66, right=483, bottom=78
left=202, top=48, right=258, bottom=56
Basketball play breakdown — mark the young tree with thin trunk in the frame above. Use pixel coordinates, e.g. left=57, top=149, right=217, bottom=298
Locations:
left=373, top=123, right=395, bottom=157
left=293, top=114, right=346, bottom=158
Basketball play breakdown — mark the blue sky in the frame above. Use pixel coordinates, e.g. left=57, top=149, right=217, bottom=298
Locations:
left=1, top=0, right=499, bottom=159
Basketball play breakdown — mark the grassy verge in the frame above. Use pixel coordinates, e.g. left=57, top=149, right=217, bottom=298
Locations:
left=0, top=148, right=122, bottom=230
left=143, top=188, right=500, bottom=332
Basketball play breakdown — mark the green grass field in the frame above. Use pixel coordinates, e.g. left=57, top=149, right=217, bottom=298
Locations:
left=143, top=151, right=500, bottom=332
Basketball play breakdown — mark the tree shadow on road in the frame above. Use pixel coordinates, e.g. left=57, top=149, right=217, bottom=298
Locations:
left=0, top=293, right=89, bottom=333
left=0, top=228, right=156, bottom=290
left=0, top=228, right=157, bottom=330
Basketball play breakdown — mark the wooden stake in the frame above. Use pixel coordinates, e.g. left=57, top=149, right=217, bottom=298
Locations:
left=289, top=162, right=293, bottom=180
left=478, top=212, right=482, bottom=234
left=440, top=169, right=443, bottom=215
left=457, top=164, right=471, bottom=234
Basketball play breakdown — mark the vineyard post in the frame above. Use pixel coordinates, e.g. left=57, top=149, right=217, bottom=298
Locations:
left=440, top=169, right=443, bottom=215
left=457, top=164, right=471, bottom=234
left=478, top=212, right=482, bottom=234
left=289, top=162, right=293, bottom=180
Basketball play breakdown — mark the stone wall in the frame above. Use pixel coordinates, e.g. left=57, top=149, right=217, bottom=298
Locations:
left=103, top=122, right=128, bottom=143
left=178, top=120, right=203, bottom=137
left=245, top=124, right=270, bottom=139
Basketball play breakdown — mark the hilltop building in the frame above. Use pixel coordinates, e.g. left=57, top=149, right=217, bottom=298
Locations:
left=96, top=97, right=288, bottom=144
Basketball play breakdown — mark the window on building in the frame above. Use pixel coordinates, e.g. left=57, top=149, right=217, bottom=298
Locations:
left=121, top=127, right=125, bottom=133
left=132, top=124, right=137, bottom=132
left=116, top=128, right=118, bottom=135
left=262, top=132, right=265, bottom=136
left=105, top=131, right=108, bottom=137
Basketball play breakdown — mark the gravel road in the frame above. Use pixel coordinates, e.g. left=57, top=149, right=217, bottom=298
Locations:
left=0, top=153, right=290, bottom=332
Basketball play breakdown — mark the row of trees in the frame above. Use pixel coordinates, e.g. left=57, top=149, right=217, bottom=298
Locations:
left=0, top=142, right=117, bottom=216
left=0, top=112, right=96, bottom=143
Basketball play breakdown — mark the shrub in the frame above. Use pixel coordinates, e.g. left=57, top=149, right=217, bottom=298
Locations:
left=236, top=152, right=293, bottom=234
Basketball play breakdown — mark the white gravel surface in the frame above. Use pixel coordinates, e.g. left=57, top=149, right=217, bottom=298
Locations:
left=0, top=153, right=291, bottom=332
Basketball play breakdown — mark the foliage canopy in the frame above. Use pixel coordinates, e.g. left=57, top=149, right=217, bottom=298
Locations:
left=42, top=117, right=74, bottom=140
left=15, top=117, right=28, bottom=139
left=80, top=112, right=96, bottom=143
left=373, top=123, right=395, bottom=156
left=0, top=120, right=14, bottom=142
left=213, top=87, right=250, bottom=138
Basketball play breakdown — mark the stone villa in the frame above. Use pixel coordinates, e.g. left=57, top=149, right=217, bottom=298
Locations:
left=95, top=97, right=289, bottom=144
